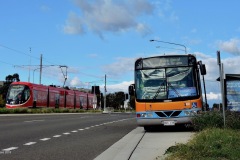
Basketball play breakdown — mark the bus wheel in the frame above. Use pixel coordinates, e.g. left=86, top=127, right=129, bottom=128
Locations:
left=144, top=126, right=153, bottom=132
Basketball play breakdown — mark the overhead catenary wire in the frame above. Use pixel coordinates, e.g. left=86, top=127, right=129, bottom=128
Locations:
left=0, top=43, right=106, bottom=84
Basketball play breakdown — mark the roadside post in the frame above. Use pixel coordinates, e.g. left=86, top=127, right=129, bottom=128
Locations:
left=217, top=51, right=226, bottom=127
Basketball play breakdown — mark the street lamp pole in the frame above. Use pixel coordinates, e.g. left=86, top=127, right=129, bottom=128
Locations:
left=103, top=74, right=108, bottom=113
left=150, top=39, right=187, bottom=54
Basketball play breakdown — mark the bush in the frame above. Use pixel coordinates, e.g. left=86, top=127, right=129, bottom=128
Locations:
left=0, top=95, right=5, bottom=108
left=225, top=111, right=240, bottom=129
left=165, top=128, right=240, bottom=160
left=192, top=111, right=223, bottom=131
left=192, top=110, right=240, bottom=131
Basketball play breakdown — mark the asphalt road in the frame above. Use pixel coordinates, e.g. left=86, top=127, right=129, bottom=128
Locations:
left=0, top=113, right=137, bottom=160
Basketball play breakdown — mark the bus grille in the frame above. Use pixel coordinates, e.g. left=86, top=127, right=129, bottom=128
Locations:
left=155, top=111, right=181, bottom=118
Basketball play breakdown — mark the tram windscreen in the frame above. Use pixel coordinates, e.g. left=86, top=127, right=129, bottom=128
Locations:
left=6, top=85, right=30, bottom=104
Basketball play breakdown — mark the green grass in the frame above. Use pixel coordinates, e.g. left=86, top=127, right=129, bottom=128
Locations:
left=165, top=128, right=240, bottom=160
left=162, top=111, right=240, bottom=160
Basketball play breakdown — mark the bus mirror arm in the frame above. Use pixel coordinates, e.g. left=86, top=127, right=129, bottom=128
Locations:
left=198, top=61, right=207, bottom=75
left=128, top=84, right=135, bottom=96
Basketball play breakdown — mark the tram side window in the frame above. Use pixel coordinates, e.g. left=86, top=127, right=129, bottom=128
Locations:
left=23, top=88, right=30, bottom=101
left=55, top=94, right=60, bottom=108
left=80, top=96, right=84, bottom=109
left=33, top=90, right=38, bottom=101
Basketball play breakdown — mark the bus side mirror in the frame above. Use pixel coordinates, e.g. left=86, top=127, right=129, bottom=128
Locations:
left=200, top=64, right=206, bottom=75
left=128, top=84, right=135, bottom=96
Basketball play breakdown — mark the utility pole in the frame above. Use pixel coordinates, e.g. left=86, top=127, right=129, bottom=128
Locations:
left=28, top=47, right=31, bottom=82
left=217, top=51, right=226, bottom=127
left=39, top=54, right=42, bottom=84
left=103, top=74, right=108, bottom=113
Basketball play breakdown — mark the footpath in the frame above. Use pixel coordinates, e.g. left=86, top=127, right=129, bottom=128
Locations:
left=94, top=127, right=194, bottom=160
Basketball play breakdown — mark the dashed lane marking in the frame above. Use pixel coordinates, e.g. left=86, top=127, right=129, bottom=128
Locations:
left=24, top=142, right=37, bottom=146
left=40, top=138, right=51, bottom=141
left=53, top=135, right=61, bottom=138
left=2, top=147, right=18, bottom=151
left=63, top=132, right=71, bottom=135
left=1, top=118, right=134, bottom=153
left=24, top=120, right=45, bottom=123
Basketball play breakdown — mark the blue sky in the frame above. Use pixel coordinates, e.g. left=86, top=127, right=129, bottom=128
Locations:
left=1, top=0, right=240, bottom=107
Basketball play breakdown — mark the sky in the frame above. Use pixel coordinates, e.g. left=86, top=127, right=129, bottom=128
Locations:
left=1, top=0, right=240, bottom=107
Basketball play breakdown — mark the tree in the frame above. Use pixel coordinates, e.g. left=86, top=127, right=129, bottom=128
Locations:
left=106, top=91, right=126, bottom=109
left=5, top=73, right=20, bottom=83
left=0, top=94, right=5, bottom=107
left=0, top=73, right=21, bottom=102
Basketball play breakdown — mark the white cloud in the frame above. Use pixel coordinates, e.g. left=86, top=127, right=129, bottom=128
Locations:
left=63, top=12, right=85, bottom=35
left=216, top=38, right=240, bottom=55
left=69, top=77, right=81, bottom=86
left=64, top=0, right=154, bottom=37
left=102, top=57, right=135, bottom=78
left=100, top=80, right=134, bottom=93
left=154, top=0, right=178, bottom=22
left=206, top=92, right=221, bottom=100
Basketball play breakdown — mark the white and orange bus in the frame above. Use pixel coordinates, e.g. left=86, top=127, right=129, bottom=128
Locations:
left=129, top=54, right=206, bottom=131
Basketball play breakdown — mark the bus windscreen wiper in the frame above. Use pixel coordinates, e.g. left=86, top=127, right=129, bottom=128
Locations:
left=168, top=82, right=181, bottom=97
left=153, top=82, right=166, bottom=99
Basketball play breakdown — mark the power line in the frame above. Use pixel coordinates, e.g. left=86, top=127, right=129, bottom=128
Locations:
left=0, top=60, right=15, bottom=66
left=0, top=44, right=39, bottom=60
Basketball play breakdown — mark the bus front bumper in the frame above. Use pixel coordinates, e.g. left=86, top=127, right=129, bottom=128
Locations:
left=137, top=117, right=192, bottom=126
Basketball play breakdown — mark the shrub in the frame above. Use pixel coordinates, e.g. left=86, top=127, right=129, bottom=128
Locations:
left=192, top=111, right=223, bottom=131
left=192, top=110, right=240, bottom=131
left=165, top=128, right=240, bottom=160
left=225, top=111, right=240, bottom=129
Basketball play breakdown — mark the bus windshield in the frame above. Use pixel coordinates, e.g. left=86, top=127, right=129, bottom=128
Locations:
left=6, top=85, right=30, bottom=105
left=135, top=67, right=198, bottom=100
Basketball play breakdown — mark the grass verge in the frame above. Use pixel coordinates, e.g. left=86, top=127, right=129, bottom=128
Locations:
left=164, top=128, right=240, bottom=160
left=161, top=111, right=240, bottom=160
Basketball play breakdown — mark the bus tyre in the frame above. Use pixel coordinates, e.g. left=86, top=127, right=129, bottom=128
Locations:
left=144, top=126, right=153, bottom=132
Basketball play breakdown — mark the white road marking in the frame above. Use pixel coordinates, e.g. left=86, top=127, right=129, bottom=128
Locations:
left=24, top=142, right=36, bottom=146
left=40, top=138, right=50, bottom=141
left=24, top=120, right=45, bottom=123
left=63, top=132, right=70, bottom=135
left=2, top=147, right=18, bottom=151
left=53, top=135, right=61, bottom=138
left=0, top=118, right=133, bottom=153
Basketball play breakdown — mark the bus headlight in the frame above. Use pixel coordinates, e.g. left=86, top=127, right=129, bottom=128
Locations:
left=137, top=113, right=153, bottom=118
left=147, top=113, right=153, bottom=117
left=184, top=110, right=200, bottom=116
